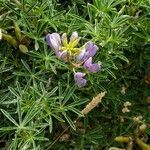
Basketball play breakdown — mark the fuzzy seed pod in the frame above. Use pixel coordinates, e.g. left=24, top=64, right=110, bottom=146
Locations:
left=14, top=22, right=22, bottom=42
left=115, top=136, right=130, bottom=143
left=136, top=138, right=150, bottom=150
left=2, top=33, right=17, bottom=47
left=19, top=44, right=28, bottom=53
left=81, top=91, right=106, bottom=115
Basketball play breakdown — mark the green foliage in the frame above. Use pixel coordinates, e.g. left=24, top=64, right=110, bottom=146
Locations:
left=0, top=0, right=149, bottom=149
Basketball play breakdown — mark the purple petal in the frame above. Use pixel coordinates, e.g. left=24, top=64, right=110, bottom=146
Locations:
left=51, top=33, right=61, bottom=45
left=83, top=57, right=92, bottom=69
left=75, top=78, right=87, bottom=87
left=85, top=42, right=98, bottom=57
left=74, top=72, right=86, bottom=78
left=76, top=48, right=86, bottom=61
left=74, top=72, right=86, bottom=87
left=46, top=33, right=61, bottom=55
left=87, top=63, right=101, bottom=73
left=77, top=42, right=98, bottom=63
left=83, top=57, right=101, bottom=73
left=59, top=50, right=67, bottom=59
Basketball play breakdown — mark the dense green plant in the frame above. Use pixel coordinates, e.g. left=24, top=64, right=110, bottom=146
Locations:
left=0, top=0, right=149, bottom=149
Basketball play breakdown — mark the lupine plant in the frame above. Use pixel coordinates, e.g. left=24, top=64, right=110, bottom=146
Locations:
left=46, top=32, right=101, bottom=87
left=0, top=0, right=150, bottom=149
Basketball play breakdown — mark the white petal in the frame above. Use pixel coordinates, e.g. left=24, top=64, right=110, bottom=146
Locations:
left=70, top=31, right=78, bottom=42
left=62, top=33, right=68, bottom=46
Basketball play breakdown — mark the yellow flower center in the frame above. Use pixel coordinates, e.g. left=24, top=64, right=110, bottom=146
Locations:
left=60, top=34, right=81, bottom=55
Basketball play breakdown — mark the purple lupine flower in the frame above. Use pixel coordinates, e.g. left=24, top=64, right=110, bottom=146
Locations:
left=77, top=41, right=98, bottom=62
left=83, top=57, right=101, bottom=73
left=46, top=33, right=67, bottom=59
left=74, top=72, right=87, bottom=87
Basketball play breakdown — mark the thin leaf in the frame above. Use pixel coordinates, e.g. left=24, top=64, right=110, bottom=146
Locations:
left=21, top=59, right=31, bottom=73
left=68, top=107, right=83, bottom=117
left=0, top=127, right=17, bottom=131
left=62, top=85, right=76, bottom=105
left=1, top=109, right=18, bottom=126
left=22, top=105, right=40, bottom=126
left=8, top=87, right=20, bottom=98
left=63, top=112, right=76, bottom=130
left=46, top=86, right=58, bottom=98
